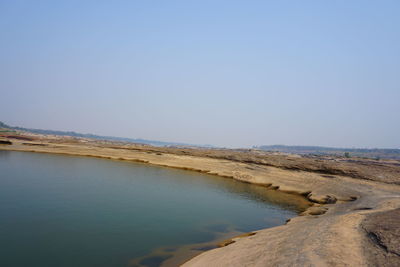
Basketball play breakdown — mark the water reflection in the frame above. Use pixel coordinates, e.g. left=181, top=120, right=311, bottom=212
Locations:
left=150, top=167, right=311, bottom=212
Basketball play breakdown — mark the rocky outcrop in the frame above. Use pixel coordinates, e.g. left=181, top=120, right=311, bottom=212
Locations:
left=307, top=193, right=337, bottom=204
left=362, top=208, right=400, bottom=266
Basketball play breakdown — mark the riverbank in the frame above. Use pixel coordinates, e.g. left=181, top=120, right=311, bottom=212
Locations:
left=1, top=138, right=399, bottom=266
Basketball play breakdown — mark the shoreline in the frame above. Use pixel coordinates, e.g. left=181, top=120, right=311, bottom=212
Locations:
left=1, top=140, right=400, bottom=266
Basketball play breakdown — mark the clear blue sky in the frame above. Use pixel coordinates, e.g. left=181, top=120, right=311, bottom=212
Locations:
left=1, top=1, right=399, bottom=148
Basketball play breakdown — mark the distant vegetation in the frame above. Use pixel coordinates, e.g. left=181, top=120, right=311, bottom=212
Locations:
left=0, top=121, right=213, bottom=148
left=0, top=121, right=10, bottom=128
left=255, top=145, right=400, bottom=160
left=2, top=120, right=399, bottom=159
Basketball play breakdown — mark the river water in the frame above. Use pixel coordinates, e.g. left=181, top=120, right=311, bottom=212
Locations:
left=0, top=151, right=309, bottom=267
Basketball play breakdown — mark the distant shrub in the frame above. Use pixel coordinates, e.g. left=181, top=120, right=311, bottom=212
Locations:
left=344, top=152, right=350, bottom=158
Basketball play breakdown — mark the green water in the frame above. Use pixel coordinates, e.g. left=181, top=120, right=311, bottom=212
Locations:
left=0, top=151, right=308, bottom=267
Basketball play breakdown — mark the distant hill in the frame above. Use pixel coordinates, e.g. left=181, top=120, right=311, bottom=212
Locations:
left=255, top=145, right=400, bottom=160
left=0, top=121, right=214, bottom=148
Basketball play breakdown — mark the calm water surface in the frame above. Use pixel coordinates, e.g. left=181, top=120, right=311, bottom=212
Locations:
left=0, top=151, right=308, bottom=267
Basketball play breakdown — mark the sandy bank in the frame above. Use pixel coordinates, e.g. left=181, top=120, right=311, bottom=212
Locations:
left=1, top=140, right=400, bottom=266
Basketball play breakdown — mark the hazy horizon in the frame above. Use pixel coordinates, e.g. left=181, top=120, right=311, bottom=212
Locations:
left=1, top=1, right=399, bottom=148
left=2, top=119, right=399, bottom=150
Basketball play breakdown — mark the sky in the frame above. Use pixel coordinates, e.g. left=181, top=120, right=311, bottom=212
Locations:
left=0, top=1, right=399, bottom=148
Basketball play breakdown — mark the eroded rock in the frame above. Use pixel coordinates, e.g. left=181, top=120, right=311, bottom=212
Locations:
left=307, top=193, right=337, bottom=204
left=300, top=206, right=328, bottom=216
left=362, top=208, right=400, bottom=266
